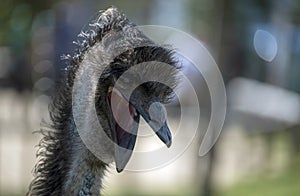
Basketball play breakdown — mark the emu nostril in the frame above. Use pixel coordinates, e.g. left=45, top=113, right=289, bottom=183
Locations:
left=149, top=102, right=167, bottom=127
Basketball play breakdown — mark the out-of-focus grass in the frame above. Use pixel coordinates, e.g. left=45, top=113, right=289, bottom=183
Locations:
left=106, top=186, right=196, bottom=196
left=216, top=155, right=300, bottom=196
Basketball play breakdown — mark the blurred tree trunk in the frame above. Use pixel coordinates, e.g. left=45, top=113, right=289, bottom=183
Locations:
left=198, top=0, right=231, bottom=196
left=190, top=0, right=242, bottom=195
left=199, top=147, right=215, bottom=196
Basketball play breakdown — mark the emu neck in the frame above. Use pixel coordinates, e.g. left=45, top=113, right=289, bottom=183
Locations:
left=62, top=136, right=107, bottom=195
left=63, top=151, right=106, bottom=196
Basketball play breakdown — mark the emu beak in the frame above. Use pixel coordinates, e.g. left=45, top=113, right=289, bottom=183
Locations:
left=111, top=89, right=172, bottom=173
left=114, top=114, right=139, bottom=173
left=131, top=97, right=172, bottom=148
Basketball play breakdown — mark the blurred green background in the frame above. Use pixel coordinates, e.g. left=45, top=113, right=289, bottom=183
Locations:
left=0, top=0, right=300, bottom=195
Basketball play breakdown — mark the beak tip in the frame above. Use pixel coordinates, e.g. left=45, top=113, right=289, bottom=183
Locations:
left=116, top=167, right=124, bottom=173
left=166, top=141, right=172, bottom=148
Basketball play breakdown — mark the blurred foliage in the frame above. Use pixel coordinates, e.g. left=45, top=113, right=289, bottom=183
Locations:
left=0, top=0, right=55, bottom=45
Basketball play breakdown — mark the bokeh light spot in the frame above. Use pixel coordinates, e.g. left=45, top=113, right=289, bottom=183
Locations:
left=253, top=29, right=278, bottom=62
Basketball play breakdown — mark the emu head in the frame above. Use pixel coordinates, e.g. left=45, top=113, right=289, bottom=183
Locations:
left=100, top=51, right=175, bottom=172
left=71, top=8, right=179, bottom=172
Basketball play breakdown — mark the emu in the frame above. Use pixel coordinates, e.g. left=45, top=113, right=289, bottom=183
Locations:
left=28, top=7, right=178, bottom=195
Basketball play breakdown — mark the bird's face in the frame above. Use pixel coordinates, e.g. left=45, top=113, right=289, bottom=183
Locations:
left=97, top=48, right=178, bottom=172
left=107, top=83, right=171, bottom=172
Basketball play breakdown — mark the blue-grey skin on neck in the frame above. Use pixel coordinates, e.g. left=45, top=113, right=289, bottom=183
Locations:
left=79, top=173, right=96, bottom=196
